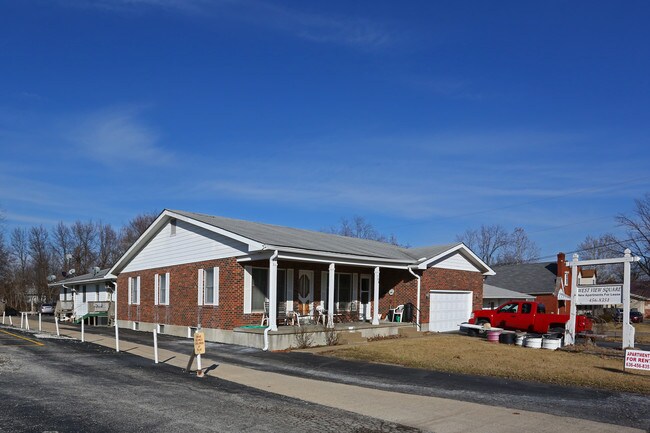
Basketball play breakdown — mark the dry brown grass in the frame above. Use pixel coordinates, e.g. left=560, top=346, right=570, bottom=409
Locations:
left=322, top=334, right=650, bottom=394
left=593, top=321, right=650, bottom=344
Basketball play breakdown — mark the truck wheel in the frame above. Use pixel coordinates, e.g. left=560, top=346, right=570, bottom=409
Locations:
left=476, top=319, right=490, bottom=337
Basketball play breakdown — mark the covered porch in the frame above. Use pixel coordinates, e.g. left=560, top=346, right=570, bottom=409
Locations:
left=239, top=249, right=423, bottom=334
left=233, top=320, right=417, bottom=350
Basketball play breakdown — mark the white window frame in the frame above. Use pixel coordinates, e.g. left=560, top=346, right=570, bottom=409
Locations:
left=128, top=276, right=140, bottom=305
left=155, top=273, right=170, bottom=306
left=198, top=267, right=219, bottom=306
left=244, top=266, right=290, bottom=314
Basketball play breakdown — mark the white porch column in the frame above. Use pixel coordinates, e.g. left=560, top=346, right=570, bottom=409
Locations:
left=328, top=263, right=335, bottom=328
left=269, top=252, right=279, bottom=331
left=372, top=266, right=380, bottom=325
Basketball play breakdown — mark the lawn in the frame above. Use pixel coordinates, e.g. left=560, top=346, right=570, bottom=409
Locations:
left=593, top=321, right=650, bottom=344
left=322, top=334, right=650, bottom=394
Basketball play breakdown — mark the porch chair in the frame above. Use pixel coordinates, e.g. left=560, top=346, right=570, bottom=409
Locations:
left=345, top=301, right=358, bottom=322
left=276, top=301, right=295, bottom=326
left=392, top=304, right=404, bottom=322
left=316, top=304, right=327, bottom=326
left=261, top=300, right=270, bottom=326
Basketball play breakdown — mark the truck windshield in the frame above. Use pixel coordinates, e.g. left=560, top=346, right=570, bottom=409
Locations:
left=498, top=303, right=518, bottom=313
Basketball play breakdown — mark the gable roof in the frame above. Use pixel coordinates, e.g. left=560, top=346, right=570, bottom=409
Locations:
left=48, top=268, right=114, bottom=287
left=172, top=210, right=420, bottom=261
left=485, top=261, right=558, bottom=295
left=109, top=209, right=494, bottom=275
left=483, top=283, right=535, bottom=300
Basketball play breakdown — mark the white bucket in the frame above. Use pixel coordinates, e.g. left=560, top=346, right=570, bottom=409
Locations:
left=524, top=337, right=542, bottom=349
left=542, top=337, right=561, bottom=350
left=515, top=334, right=526, bottom=346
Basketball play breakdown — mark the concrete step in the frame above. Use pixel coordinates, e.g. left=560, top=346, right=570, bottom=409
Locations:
left=398, top=326, right=420, bottom=338
left=339, top=331, right=366, bottom=345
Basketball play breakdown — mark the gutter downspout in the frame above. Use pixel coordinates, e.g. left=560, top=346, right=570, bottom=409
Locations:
left=408, top=267, right=421, bottom=330
left=263, top=250, right=279, bottom=351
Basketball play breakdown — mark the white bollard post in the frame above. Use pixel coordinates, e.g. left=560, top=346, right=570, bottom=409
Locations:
left=20, top=312, right=24, bottom=329
left=81, top=318, right=85, bottom=342
left=9, top=315, right=13, bottom=326
left=39, top=313, right=42, bottom=332
left=2, top=311, right=5, bottom=325
left=197, top=353, right=202, bottom=373
left=114, top=319, right=120, bottom=352
left=55, top=316, right=60, bottom=336
left=25, top=314, right=30, bottom=331
left=153, top=329, right=159, bottom=364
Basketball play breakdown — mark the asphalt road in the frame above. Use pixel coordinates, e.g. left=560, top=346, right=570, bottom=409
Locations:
left=45, top=321, right=650, bottom=431
left=0, top=329, right=419, bottom=433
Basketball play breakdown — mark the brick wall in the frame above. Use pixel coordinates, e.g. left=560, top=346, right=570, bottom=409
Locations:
left=117, top=257, right=256, bottom=330
left=376, top=267, right=483, bottom=325
left=117, top=258, right=485, bottom=330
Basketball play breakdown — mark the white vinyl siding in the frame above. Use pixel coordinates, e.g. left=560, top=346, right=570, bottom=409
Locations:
left=122, top=219, right=248, bottom=273
left=431, top=252, right=480, bottom=272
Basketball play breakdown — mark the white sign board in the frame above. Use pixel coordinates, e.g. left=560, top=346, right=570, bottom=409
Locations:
left=575, top=284, right=622, bottom=305
left=624, top=349, right=650, bottom=371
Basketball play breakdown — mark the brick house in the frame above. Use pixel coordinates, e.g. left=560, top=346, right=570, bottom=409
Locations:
left=484, top=253, right=600, bottom=314
left=107, top=210, right=494, bottom=349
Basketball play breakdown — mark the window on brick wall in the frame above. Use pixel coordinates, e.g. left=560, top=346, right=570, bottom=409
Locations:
left=198, top=267, right=219, bottom=306
left=248, top=267, right=288, bottom=313
left=128, top=276, right=140, bottom=305
left=155, top=273, right=170, bottom=306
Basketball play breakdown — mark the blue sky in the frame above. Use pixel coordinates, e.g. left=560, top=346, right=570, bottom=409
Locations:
left=1, top=0, right=649, bottom=259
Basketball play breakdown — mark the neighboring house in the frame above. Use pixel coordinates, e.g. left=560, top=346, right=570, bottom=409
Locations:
left=107, top=209, right=494, bottom=349
left=48, top=268, right=116, bottom=325
left=631, top=281, right=650, bottom=318
left=485, top=253, right=577, bottom=314
left=482, top=284, right=535, bottom=309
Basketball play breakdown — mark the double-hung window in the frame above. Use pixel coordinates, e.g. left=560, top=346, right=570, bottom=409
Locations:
left=155, top=273, right=170, bottom=306
left=128, top=276, right=140, bottom=305
left=198, top=267, right=219, bottom=306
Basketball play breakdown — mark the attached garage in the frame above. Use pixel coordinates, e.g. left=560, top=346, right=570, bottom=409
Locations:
left=428, top=290, right=473, bottom=332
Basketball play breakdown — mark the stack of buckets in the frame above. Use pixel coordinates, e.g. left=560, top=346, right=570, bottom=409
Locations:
left=486, top=329, right=561, bottom=350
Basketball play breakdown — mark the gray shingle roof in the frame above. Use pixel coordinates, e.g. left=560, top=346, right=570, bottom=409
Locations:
left=49, top=268, right=113, bottom=286
left=485, top=262, right=558, bottom=295
left=483, top=283, right=535, bottom=300
left=171, top=210, right=459, bottom=263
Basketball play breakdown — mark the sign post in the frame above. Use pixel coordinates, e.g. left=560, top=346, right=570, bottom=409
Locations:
left=194, top=326, right=205, bottom=377
left=566, top=249, right=639, bottom=349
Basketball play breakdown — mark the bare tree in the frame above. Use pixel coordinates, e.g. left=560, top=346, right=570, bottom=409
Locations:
left=51, top=221, right=73, bottom=274
left=119, top=211, right=159, bottom=255
left=28, top=225, right=53, bottom=301
left=457, top=225, right=539, bottom=266
left=457, top=224, right=510, bottom=266
left=0, top=230, right=15, bottom=306
left=575, top=234, right=626, bottom=282
left=97, top=222, right=120, bottom=268
left=70, top=221, right=97, bottom=274
left=10, top=228, right=31, bottom=308
left=499, top=227, right=540, bottom=265
left=617, top=192, right=650, bottom=279
left=325, top=216, right=404, bottom=246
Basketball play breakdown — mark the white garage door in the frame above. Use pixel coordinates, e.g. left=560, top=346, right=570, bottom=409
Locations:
left=428, top=290, right=473, bottom=332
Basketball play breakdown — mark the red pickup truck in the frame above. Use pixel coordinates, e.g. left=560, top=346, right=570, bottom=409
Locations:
left=468, top=301, right=592, bottom=334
